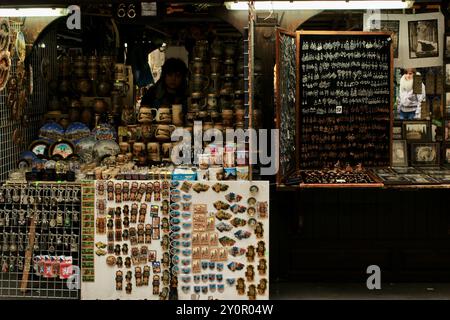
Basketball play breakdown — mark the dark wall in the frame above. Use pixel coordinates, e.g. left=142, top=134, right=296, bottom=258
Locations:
left=271, top=188, right=450, bottom=282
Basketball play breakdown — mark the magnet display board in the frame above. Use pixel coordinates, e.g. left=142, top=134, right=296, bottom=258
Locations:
left=172, top=181, right=269, bottom=300
left=82, top=180, right=170, bottom=300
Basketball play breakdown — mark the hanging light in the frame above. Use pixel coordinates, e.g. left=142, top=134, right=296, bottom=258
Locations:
left=0, top=7, right=68, bottom=17
left=225, top=1, right=414, bottom=10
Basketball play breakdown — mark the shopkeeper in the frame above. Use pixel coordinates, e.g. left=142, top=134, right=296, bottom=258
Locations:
left=397, top=68, right=426, bottom=120
left=141, top=58, right=188, bottom=113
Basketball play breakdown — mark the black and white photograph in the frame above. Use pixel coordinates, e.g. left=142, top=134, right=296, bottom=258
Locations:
left=373, top=20, right=400, bottom=58
left=403, top=121, right=430, bottom=142
left=392, top=140, right=408, bottom=167
left=408, top=19, right=439, bottom=59
left=446, top=34, right=450, bottom=58
left=411, top=143, right=440, bottom=166
left=393, top=124, right=403, bottom=140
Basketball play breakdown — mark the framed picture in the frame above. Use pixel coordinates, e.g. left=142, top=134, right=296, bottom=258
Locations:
left=392, top=140, right=408, bottom=167
left=373, top=20, right=399, bottom=58
left=403, top=121, right=430, bottom=142
left=393, top=123, right=403, bottom=140
left=443, top=144, right=450, bottom=166
left=411, top=143, right=440, bottom=166
left=408, top=19, right=439, bottom=59
left=446, top=34, right=450, bottom=58
left=446, top=65, right=450, bottom=87
left=402, top=173, right=438, bottom=184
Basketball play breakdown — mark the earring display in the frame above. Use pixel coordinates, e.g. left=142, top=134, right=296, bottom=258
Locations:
left=276, top=30, right=298, bottom=184
left=297, top=32, right=393, bottom=170
left=0, top=183, right=81, bottom=299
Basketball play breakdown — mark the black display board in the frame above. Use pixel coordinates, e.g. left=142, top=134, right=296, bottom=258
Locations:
left=297, top=31, right=393, bottom=169
left=276, top=30, right=297, bottom=184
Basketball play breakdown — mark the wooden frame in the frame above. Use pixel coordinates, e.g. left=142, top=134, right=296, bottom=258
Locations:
left=402, top=120, right=431, bottom=142
left=443, top=143, right=450, bottom=167
left=275, top=28, right=297, bottom=185
left=295, top=30, right=394, bottom=170
left=392, top=140, right=408, bottom=167
left=410, top=142, right=440, bottom=166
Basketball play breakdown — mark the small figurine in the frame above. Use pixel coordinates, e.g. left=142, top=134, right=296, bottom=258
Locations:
left=135, top=267, right=142, bottom=286
left=115, top=270, right=123, bottom=291
left=255, top=223, right=264, bottom=239
left=114, top=244, right=121, bottom=256
left=122, top=243, right=128, bottom=255
left=258, top=258, right=267, bottom=276
left=153, top=275, right=160, bottom=295
left=125, top=282, right=132, bottom=294
left=125, top=257, right=131, bottom=268
left=137, top=224, right=145, bottom=244
left=257, top=241, right=266, bottom=257
left=246, top=245, right=255, bottom=262
left=162, top=270, right=170, bottom=286
left=143, top=266, right=150, bottom=285
left=257, top=279, right=268, bottom=295
left=245, top=265, right=254, bottom=282
left=125, top=270, right=132, bottom=283
left=236, top=278, right=246, bottom=295
left=162, top=252, right=170, bottom=269
left=247, top=284, right=257, bottom=300
left=122, top=182, right=130, bottom=201
left=116, top=256, right=123, bottom=268
left=145, top=224, right=152, bottom=243
left=159, top=287, right=169, bottom=300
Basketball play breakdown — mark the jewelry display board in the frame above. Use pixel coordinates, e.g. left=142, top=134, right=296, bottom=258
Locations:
left=0, top=182, right=81, bottom=299
left=276, top=29, right=298, bottom=184
left=172, top=181, right=269, bottom=300
left=296, top=31, right=393, bottom=169
left=81, top=180, right=170, bottom=300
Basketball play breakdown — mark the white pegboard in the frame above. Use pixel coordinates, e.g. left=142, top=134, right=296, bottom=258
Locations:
left=82, top=180, right=170, bottom=300
left=174, top=181, right=269, bottom=300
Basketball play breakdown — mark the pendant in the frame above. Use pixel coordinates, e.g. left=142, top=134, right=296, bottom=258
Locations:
left=64, top=212, right=71, bottom=228
left=50, top=213, right=56, bottom=228
left=56, top=212, right=63, bottom=226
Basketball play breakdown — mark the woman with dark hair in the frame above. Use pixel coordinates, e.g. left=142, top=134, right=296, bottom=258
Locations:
left=141, top=58, right=188, bottom=112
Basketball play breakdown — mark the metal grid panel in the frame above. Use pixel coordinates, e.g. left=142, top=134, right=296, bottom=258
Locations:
left=0, top=19, right=56, bottom=182
left=0, top=183, right=81, bottom=300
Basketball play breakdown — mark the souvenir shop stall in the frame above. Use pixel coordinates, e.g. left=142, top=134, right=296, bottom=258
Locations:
left=274, top=5, right=450, bottom=281
left=0, top=2, right=269, bottom=300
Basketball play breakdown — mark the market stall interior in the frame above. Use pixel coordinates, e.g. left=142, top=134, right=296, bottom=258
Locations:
left=0, top=2, right=269, bottom=300
left=1, top=0, right=450, bottom=301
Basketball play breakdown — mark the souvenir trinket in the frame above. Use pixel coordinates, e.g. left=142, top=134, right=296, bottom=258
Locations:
left=115, top=271, right=123, bottom=290
left=258, top=259, right=267, bottom=275
left=216, top=222, right=233, bottom=232
left=219, top=236, right=235, bottom=247
left=255, top=223, right=264, bottom=238
left=247, top=284, right=257, bottom=300
left=257, top=279, right=268, bottom=295
left=236, top=278, right=246, bottom=295
left=229, top=246, right=246, bottom=257
left=234, top=230, right=251, bottom=240
left=230, top=217, right=247, bottom=227
left=193, top=183, right=210, bottom=193
left=246, top=245, right=255, bottom=262
left=214, top=201, right=229, bottom=210
left=143, top=266, right=150, bottom=285
left=215, top=210, right=232, bottom=221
